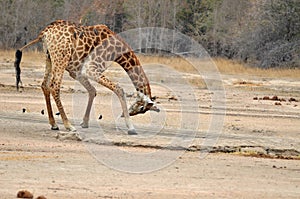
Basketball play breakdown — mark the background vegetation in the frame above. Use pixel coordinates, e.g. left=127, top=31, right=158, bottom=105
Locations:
left=0, top=0, right=299, bottom=68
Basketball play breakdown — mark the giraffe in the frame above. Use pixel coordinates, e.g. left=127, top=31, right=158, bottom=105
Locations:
left=14, top=20, right=159, bottom=135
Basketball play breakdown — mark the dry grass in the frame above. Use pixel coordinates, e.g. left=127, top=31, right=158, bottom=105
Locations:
left=1, top=50, right=299, bottom=78
left=213, top=58, right=300, bottom=79
left=138, top=54, right=197, bottom=73
left=139, top=54, right=300, bottom=79
left=0, top=49, right=44, bottom=68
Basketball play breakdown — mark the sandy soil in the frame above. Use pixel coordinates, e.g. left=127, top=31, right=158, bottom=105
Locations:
left=0, top=55, right=299, bottom=198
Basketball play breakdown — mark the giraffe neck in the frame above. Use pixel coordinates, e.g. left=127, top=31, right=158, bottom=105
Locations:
left=68, top=23, right=152, bottom=100
left=115, top=51, right=152, bottom=99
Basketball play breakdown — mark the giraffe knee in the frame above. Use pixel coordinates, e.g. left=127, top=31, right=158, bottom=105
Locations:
left=41, top=81, right=49, bottom=92
left=90, top=87, right=97, bottom=97
left=114, top=85, right=125, bottom=97
left=41, top=83, right=46, bottom=90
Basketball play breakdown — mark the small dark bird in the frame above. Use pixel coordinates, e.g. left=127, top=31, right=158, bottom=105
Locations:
left=41, top=109, right=45, bottom=115
left=55, top=112, right=60, bottom=116
left=22, top=108, right=26, bottom=113
left=98, top=114, right=103, bottom=120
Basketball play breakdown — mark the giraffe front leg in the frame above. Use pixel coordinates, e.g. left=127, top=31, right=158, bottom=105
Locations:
left=94, top=74, right=136, bottom=135
left=76, top=75, right=97, bottom=128
left=117, top=87, right=137, bottom=135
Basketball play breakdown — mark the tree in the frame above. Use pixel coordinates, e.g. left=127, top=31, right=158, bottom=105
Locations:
left=237, top=0, right=300, bottom=68
left=0, top=0, right=298, bottom=68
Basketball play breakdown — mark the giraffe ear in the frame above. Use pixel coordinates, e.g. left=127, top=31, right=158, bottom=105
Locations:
left=151, top=96, right=157, bottom=101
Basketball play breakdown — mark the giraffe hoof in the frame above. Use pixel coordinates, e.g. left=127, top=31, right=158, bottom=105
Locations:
left=51, top=125, right=59, bottom=131
left=80, top=122, right=89, bottom=128
left=128, top=129, right=137, bottom=135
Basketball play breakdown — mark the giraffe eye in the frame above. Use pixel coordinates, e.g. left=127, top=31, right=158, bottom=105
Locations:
left=139, top=106, right=144, bottom=111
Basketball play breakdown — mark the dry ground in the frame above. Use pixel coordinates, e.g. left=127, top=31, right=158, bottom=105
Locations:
left=0, top=51, right=299, bottom=198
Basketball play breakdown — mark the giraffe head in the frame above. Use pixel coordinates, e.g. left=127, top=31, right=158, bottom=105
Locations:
left=123, top=92, right=160, bottom=116
left=128, top=98, right=160, bottom=116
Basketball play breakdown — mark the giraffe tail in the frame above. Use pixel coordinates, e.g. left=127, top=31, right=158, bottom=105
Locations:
left=14, top=34, right=43, bottom=91
left=14, top=49, right=23, bottom=91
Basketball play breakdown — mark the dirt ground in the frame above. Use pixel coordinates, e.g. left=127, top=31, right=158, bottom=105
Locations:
left=0, top=53, right=299, bottom=198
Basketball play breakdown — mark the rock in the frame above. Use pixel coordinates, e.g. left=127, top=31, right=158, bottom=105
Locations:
left=263, top=96, right=270, bottom=100
left=17, top=190, right=33, bottom=198
left=240, top=147, right=267, bottom=155
left=56, top=132, right=82, bottom=141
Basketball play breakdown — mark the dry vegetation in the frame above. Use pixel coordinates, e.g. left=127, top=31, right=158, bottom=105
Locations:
left=1, top=50, right=44, bottom=68
left=139, top=54, right=300, bottom=79
left=213, top=58, right=300, bottom=78
left=2, top=0, right=298, bottom=69
left=1, top=50, right=299, bottom=79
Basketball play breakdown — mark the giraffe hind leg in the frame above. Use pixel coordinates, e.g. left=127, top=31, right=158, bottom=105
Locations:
left=41, top=55, right=59, bottom=130
left=49, top=66, right=76, bottom=132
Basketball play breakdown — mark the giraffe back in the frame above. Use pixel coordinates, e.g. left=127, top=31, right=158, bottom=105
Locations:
left=41, top=20, right=132, bottom=74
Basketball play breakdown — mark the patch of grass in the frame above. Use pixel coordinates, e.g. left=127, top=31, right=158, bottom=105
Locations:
left=214, top=58, right=300, bottom=79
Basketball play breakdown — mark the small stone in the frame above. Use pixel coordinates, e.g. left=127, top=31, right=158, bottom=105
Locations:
left=271, top=96, right=278, bottom=101
left=36, top=196, right=47, bottom=199
left=168, top=96, right=178, bottom=101
left=289, top=97, right=298, bottom=102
